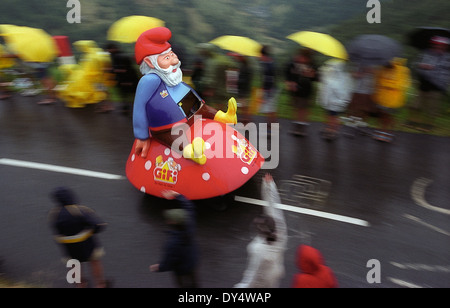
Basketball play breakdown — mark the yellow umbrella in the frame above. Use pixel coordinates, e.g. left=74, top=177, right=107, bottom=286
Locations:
left=1, top=25, right=58, bottom=63
left=209, top=35, right=262, bottom=57
left=107, top=15, right=165, bottom=43
left=287, top=31, right=348, bottom=60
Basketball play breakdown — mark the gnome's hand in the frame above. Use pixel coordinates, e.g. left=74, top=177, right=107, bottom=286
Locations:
left=135, top=139, right=151, bottom=158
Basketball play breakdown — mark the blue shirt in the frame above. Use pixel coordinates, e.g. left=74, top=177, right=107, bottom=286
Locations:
left=133, top=74, right=191, bottom=140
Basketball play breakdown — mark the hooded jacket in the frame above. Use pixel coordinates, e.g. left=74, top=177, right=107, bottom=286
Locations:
left=292, top=245, right=338, bottom=288
left=48, top=187, right=106, bottom=262
left=157, top=194, right=199, bottom=276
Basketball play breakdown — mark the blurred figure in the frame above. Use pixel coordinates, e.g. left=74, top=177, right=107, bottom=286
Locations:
left=235, top=174, right=287, bottom=288
left=407, top=36, right=450, bottom=131
left=292, top=245, right=338, bottom=288
left=259, top=45, right=278, bottom=131
left=57, top=40, right=113, bottom=109
left=104, top=42, right=140, bottom=115
left=233, top=54, right=253, bottom=124
left=372, top=58, right=411, bottom=142
left=191, top=57, right=205, bottom=97
left=195, top=43, right=232, bottom=109
left=0, top=43, right=17, bottom=100
left=285, top=48, right=318, bottom=136
left=48, top=187, right=108, bottom=288
left=149, top=190, right=200, bottom=288
left=346, top=64, right=378, bottom=135
left=317, top=59, right=353, bottom=140
left=33, top=62, right=58, bottom=105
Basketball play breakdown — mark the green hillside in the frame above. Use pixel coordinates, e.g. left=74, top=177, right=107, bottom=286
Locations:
left=0, top=0, right=366, bottom=58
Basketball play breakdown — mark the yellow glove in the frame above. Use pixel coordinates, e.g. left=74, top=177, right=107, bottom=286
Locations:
left=214, top=97, right=238, bottom=124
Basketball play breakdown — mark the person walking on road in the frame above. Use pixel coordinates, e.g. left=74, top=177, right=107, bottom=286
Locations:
left=292, top=245, right=338, bottom=288
left=235, top=173, right=287, bottom=288
left=149, top=190, right=200, bottom=288
left=48, top=186, right=108, bottom=288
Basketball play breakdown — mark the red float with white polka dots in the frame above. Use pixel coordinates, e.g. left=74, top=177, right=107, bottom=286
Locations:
left=126, top=119, right=265, bottom=200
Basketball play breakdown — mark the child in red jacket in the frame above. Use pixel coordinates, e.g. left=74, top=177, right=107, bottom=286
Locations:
left=292, top=245, right=338, bottom=288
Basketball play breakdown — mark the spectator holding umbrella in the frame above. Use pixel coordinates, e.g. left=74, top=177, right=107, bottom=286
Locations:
left=407, top=35, right=450, bottom=131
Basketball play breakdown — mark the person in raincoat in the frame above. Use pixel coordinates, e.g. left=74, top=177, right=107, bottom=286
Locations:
left=149, top=190, right=200, bottom=288
left=234, top=173, right=287, bottom=288
left=285, top=48, right=319, bottom=136
left=57, top=40, right=114, bottom=108
left=292, top=245, right=338, bottom=288
left=372, top=58, right=411, bottom=142
left=408, top=36, right=450, bottom=131
left=316, top=59, right=353, bottom=140
left=48, top=186, right=108, bottom=288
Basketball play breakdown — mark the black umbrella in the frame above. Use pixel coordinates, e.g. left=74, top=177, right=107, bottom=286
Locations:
left=346, top=34, right=402, bottom=67
left=408, top=27, right=450, bottom=49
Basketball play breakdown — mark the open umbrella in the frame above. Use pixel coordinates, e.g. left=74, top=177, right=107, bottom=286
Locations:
left=209, top=35, right=262, bottom=57
left=347, top=34, right=402, bottom=67
left=0, top=25, right=58, bottom=63
left=107, top=15, right=165, bottom=43
left=286, top=31, right=348, bottom=60
left=408, top=27, right=450, bottom=50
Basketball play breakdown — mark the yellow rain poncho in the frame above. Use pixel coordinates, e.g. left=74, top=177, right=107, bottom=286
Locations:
left=57, top=40, right=115, bottom=108
left=373, top=58, right=411, bottom=109
left=0, top=44, right=16, bottom=69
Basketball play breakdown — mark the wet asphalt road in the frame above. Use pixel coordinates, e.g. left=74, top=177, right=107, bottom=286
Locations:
left=0, top=94, right=449, bottom=288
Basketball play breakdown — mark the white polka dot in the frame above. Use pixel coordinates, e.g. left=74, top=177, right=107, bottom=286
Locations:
left=145, top=161, right=152, bottom=170
left=164, top=148, right=171, bottom=156
left=140, top=186, right=146, bottom=193
left=231, top=135, right=237, bottom=141
left=205, top=142, right=211, bottom=150
left=131, top=154, right=136, bottom=161
left=202, top=172, right=210, bottom=181
left=241, top=167, right=249, bottom=175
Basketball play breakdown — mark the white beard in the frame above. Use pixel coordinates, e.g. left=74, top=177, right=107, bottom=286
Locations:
left=140, top=54, right=183, bottom=87
left=155, top=61, right=183, bottom=87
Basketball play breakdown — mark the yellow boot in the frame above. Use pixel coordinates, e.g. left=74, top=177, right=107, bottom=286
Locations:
left=183, top=137, right=207, bottom=165
left=214, top=97, right=238, bottom=124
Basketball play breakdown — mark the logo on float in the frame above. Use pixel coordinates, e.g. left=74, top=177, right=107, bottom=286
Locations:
left=232, top=137, right=257, bottom=165
left=153, top=155, right=181, bottom=184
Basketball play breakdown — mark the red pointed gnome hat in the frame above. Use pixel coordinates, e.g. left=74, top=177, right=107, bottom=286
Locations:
left=135, top=27, right=172, bottom=64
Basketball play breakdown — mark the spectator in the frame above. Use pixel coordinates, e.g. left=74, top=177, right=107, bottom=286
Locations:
left=191, top=57, right=205, bottom=97
left=317, top=59, right=353, bottom=140
left=149, top=190, right=200, bottom=288
left=407, top=36, right=450, bottom=132
left=292, top=245, right=338, bottom=288
left=48, top=186, right=108, bottom=288
left=234, top=54, right=253, bottom=124
left=105, top=42, right=140, bottom=115
left=259, top=45, right=278, bottom=131
left=372, top=58, right=411, bottom=142
left=285, top=48, right=318, bottom=136
left=235, top=174, right=287, bottom=288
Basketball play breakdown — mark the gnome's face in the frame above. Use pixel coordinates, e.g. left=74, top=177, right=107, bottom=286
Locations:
left=143, top=49, right=183, bottom=86
left=156, top=50, right=179, bottom=71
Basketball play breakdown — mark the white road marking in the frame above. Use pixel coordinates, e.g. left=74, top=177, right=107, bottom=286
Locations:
left=387, top=277, right=423, bottom=288
left=411, top=177, right=450, bottom=215
left=403, top=214, right=450, bottom=237
left=0, top=158, right=125, bottom=180
left=391, top=261, right=450, bottom=273
left=234, top=195, right=370, bottom=227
